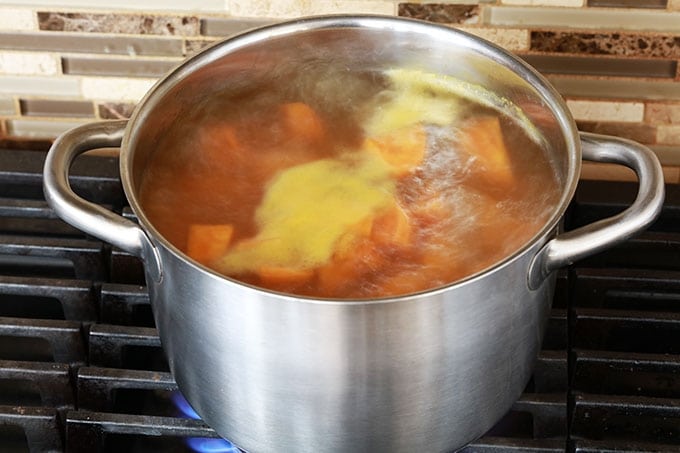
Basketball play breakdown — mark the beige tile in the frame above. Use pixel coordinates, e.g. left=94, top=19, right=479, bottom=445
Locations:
left=227, top=0, right=396, bottom=18
left=501, top=0, right=584, bottom=5
left=566, top=100, right=644, bottom=122
left=580, top=161, right=679, bottom=183
left=670, top=0, right=680, bottom=10
left=80, top=76, right=158, bottom=101
left=0, top=98, right=16, bottom=115
left=657, top=125, right=680, bottom=144
left=0, top=51, right=60, bottom=76
left=486, top=5, right=680, bottom=32
left=546, top=76, right=680, bottom=101
left=0, top=8, right=37, bottom=31
left=0, top=75, right=80, bottom=97
left=6, top=118, right=91, bottom=139
left=456, top=26, right=529, bottom=52
left=645, top=102, right=680, bottom=124
left=20, top=98, right=95, bottom=117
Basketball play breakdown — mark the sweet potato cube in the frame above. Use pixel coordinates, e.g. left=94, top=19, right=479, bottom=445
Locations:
left=461, top=116, right=514, bottom=189
left=317, top=238, right=383, bottom=296
left=257, top=266, right=314, bottom=288
left=333, top=216, right=374, bottom=259
left=280, top=102, right=325, bottom=145
left=187, top=224, right=235, bottom=266
left=199, top=124, right=242, bottom=163
left=371, top=202, right=412, bottom=247
left=364, top=124, right=427, bottom=176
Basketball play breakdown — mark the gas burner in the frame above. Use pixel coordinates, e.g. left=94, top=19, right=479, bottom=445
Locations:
left=0, top=148, right=679, bottom=451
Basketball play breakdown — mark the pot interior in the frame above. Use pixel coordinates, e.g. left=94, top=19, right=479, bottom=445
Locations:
left=122, top=16, right=579, bottom=292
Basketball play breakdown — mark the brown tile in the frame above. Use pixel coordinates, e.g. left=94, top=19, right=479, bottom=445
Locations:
left=580, top=162, right=636, bottom=181
left=650, top=144, right=680, bottom=165
left=0, top=32, right=183, bottom=57
left=398, top=3, right=480, bottom=24
left=580, top=162, right=679, bottom=183
left=531, top=31, right=680, bottom=59
left=184, top=38, right=219, bottom=56
left=645, top=102, right=680, bottom=124
left=200, top=17, right=273, bottom=38
left=521, top=54, right=677, bottom=78
left=576, top=121, right=657, bottom=144
left=0, top=136, right=52, bottom=151
left=62, top=56, right=179, bottom=78
left=20, top=99, right=94, bottom=118
left=38, top=12, right=200, bottom=36
left=587, top=0, right=667, bottom=7
left=97, top=102, right=136, bottom=120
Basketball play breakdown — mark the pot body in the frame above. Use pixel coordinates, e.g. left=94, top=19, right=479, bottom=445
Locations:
left=149, top=236, right=555, bottom=452
left=131, top=20, right=567, bottom=450
left=42, top=15, right=665, bottom=453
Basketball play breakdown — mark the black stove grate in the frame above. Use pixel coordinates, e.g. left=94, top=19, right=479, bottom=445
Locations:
left=1, top=148, right=679, bottom=452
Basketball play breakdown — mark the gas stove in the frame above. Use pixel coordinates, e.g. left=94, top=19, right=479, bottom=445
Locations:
left=0, top=147, right=679, bottom=452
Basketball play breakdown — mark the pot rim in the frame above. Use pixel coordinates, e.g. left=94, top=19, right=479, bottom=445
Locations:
left=120, top=14, right=581, bottom=303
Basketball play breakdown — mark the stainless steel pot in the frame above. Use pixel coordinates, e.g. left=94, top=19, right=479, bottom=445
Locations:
left=43, top=16, right=664, bottom=453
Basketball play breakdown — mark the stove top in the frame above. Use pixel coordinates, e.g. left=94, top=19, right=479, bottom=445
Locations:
left=1, top=147, right=679, bottom=452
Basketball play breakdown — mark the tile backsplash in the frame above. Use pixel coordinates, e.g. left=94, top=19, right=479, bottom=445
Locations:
left=1, top=0, right=679, bottom=181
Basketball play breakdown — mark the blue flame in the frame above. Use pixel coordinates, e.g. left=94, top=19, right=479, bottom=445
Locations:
left=172, top=391, right=201, bottom=419
left=172, top=391, right=241, bottom=453
left=186, top=437, right=241, bottom=453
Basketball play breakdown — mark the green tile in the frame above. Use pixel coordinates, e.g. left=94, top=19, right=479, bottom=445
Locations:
left=546, top=76, right=680, bottom=101
left=0, top=32, right=183, bottom=57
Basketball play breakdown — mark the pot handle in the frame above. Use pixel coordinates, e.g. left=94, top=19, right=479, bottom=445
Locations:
left=528, top=132, right=665, bottom=290
left=43, top=120, right=162, bottom=282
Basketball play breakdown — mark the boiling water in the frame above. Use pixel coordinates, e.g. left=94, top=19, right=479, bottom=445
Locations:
left=138, top=65, right=560, bottom=298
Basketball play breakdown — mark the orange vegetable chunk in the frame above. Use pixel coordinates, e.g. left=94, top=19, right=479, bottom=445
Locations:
left=198, top=124, right=243, bottom=165
left=187, top=224, right=235, bottom=266
left=280, top=102, right=325, bottom=145
left=318, top=237, right=383, bottom=296
left=371, top=202, right=412, bottom=247
left=364, top=124, right=427, bottom=176
left=257, top=266, right=314, bottom=289
left=461, top=116, right=514, bottom=190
